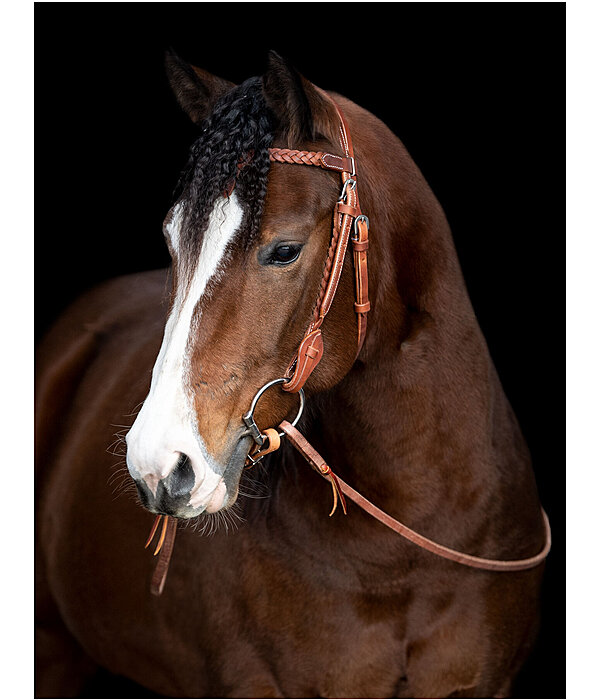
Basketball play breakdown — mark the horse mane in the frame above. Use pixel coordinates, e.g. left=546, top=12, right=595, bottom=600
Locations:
left=175, top=76, right=274, bottom=259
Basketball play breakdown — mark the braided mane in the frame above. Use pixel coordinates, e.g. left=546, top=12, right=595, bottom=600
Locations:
left=175, top=76, right=274, bottom=258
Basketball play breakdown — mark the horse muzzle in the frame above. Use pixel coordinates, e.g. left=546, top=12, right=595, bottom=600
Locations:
left=126, top=429, right=252, bottom=519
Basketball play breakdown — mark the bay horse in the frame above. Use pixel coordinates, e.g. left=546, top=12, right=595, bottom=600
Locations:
left=35, top=51, right=548, bottom=698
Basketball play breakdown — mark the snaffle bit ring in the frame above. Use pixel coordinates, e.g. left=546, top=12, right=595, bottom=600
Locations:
left=242, top=378, right=305, bottom=447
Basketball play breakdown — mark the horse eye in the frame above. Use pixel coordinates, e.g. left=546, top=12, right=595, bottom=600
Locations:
left=269, top=244, right=302, bottom=266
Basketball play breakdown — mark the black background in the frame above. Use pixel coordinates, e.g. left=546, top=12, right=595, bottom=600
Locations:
left=36, top=3, right=565, bottom=698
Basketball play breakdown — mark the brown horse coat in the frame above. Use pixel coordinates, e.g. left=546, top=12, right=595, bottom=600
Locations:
left=36, top=54, right=546, bottom=698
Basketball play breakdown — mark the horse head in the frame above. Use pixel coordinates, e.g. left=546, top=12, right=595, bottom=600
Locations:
left=126, top=53, right=368, bottom=518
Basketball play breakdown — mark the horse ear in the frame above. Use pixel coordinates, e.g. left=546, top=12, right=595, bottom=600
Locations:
left=165, top=50, right=236, bottom=125
left=262, top=51, right=339, bottom=148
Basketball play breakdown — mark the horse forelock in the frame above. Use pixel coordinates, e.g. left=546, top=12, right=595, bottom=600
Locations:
left=174, top=75, right=274, bottom=266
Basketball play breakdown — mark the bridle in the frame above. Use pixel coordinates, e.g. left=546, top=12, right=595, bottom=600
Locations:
left=268, top=98, right=370, bottom=393
left=240, top=94, right=368, bottom=451
left=144, top=94, right=551, bottom=595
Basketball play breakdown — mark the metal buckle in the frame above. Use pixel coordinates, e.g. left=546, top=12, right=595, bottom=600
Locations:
left=242, top=378, right=305, bottom=446
left=338, top=178, right=356, bottom=203
left=352, top=214, right=369, bottom=242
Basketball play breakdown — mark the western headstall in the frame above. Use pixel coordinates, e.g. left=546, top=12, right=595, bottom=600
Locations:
left=145, top=95, right=551, bottom=595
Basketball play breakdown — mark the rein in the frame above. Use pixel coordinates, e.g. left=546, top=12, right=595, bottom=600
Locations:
left=278, top=420, right=552, bottom=573
left=144, top=95, right=550, bottom=595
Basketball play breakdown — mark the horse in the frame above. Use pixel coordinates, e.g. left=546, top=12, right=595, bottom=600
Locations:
left=35, top=51, right=548, bottom=698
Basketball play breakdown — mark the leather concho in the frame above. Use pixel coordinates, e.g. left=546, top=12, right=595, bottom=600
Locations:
left=282, top=328, right=324, bottom=393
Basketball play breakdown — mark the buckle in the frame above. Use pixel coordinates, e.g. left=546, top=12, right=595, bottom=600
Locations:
left=352, top=214, right=369, bottom=242
left=338, top=178, right=356, bottom=203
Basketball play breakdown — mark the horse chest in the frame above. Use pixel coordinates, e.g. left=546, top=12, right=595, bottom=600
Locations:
left=42, top=464, right=495, bottom=698
left=185, top=540, right=486, bottom=699
left=238, top=586, right=409, bottom=698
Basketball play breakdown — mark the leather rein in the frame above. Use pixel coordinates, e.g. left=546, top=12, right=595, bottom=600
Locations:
left=144, top=96, right=551, bottom=595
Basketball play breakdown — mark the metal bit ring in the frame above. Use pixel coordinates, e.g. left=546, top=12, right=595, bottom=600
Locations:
left=242, top=378, right=305, bottom=446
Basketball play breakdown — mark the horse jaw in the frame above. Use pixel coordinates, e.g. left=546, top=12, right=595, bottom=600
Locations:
left=125, top=194, right=244, bottom=517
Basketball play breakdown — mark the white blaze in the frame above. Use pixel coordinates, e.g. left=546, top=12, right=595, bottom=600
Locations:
left=126, top=194, right=243, bottom=509
left=164, top=199, right=185, bottom=250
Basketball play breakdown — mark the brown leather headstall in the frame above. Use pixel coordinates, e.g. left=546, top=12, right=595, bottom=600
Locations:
left=268, top=98, right=370, bottom=394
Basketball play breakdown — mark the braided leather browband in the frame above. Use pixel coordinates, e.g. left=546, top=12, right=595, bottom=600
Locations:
left=269, top=148, right=354, bottom=173
left=268, top=98, right=370, bottom=394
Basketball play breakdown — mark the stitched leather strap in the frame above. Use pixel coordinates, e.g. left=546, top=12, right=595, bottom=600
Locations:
left=279, top=421, right=552, bottom=572
left=352, top=215, right=370, bottom=350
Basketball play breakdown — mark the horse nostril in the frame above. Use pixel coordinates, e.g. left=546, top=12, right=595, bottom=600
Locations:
left=175, top=453, right=188, bottom=469
left=164, top=452, right=195, bottom=498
